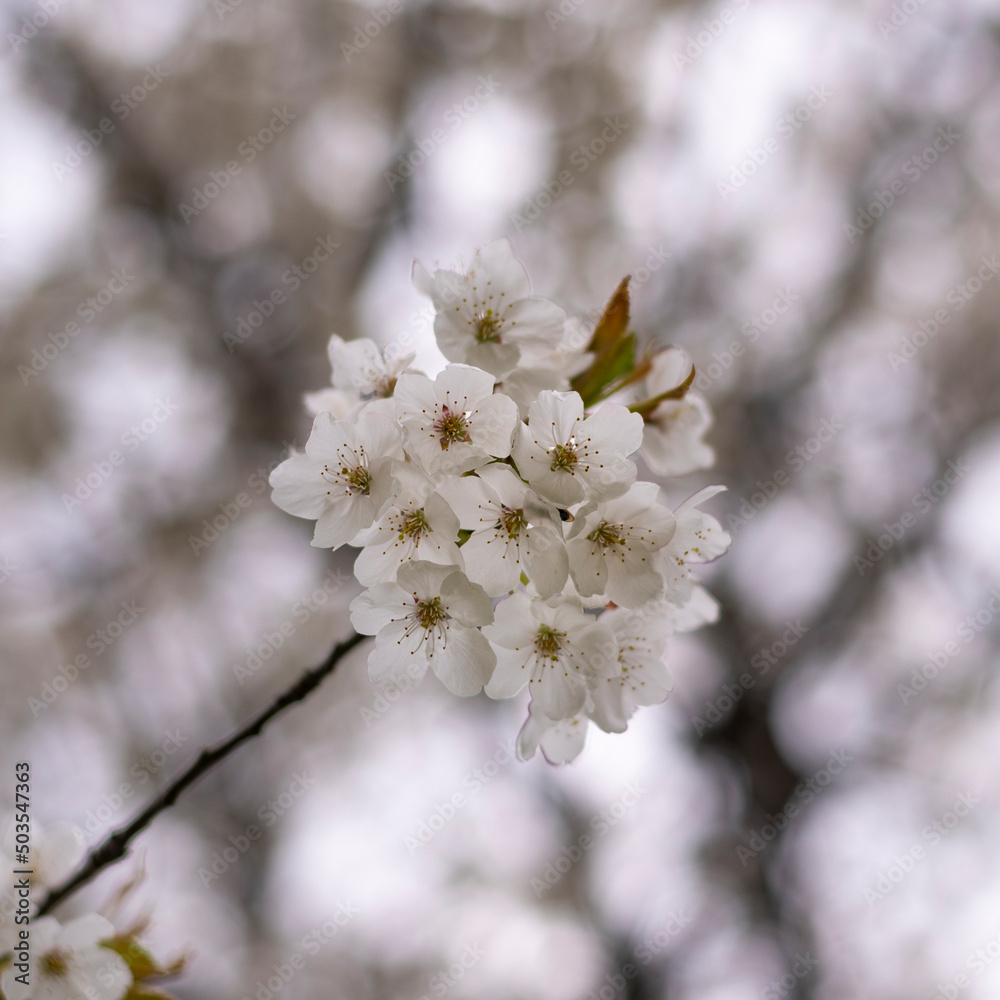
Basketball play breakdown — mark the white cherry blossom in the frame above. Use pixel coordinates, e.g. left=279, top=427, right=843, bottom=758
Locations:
left=352, top=465, right=464, bottom=586
left=0, top=817, right=84, bottom=891
left=394, top=364, right=519, bottom=475
left=1, top=914, right=132, bottom=1000
left=518, top=606, right=674, bottom=761
left=303, top=386, right=357, bottom=419
left=0, top=819, right=85, bottom=954
left=496, top=316, right=593, bottom=417
left=639, top=347, right=714, bottom=476
left=326, top=334, right=415, bottom=399
left=266, top=242, right=732, bottom=766
left=304, top=336, right=415, bottom=417
left=269, top=409, right=403, bottom=549
left=669, top=585, right=721, bottom=630
left=517, top=701, right=590, bottom=765
left=484, top=593, right=618, bottom=720
left=511, top=390, right=644, bottom=507
left=413, top=239, right=566, bottom=378
left=566, top=481, right=676, bottom=608
left=586, top=606, right=674, bottom=735
left=436, top=464, right=568, bottom=598
left=350, top=561, right=495, bottom=697
left=657, top=485, right=732, bottom=604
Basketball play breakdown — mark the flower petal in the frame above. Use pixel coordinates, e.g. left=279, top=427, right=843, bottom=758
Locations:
left=269, top=453, right=327, bottom=519
left=429, top=623, right=496, bottom=696
left=441, top=571, right=495, bottom=626
left=350, top=583, right=409, bottom=635
left=469, top=393, right=520, bottom=459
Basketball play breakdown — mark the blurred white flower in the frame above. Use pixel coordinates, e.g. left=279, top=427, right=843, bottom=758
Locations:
left=638, top=348, right=715, bottom=476
left=517, top=701, right=590, bottom=765
left=0, top=818, right=84, bottom=891
left=326, top=333, right=415, bottom=400
left=1, top=914, right=131, bottom=1000
left=518, top=604, right=675, bottom=762
left=587, top=606, right=674, bottom=734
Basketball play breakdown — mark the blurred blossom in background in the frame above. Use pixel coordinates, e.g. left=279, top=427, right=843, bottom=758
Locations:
left=2, top=0, right=1000, bottom=997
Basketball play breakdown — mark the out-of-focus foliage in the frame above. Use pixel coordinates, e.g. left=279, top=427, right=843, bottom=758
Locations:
left=2, top=0, right=1000, bottom=997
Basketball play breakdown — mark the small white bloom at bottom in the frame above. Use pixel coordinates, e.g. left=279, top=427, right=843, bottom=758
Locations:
left=350, top=561, right=496, bottom=697
left=1, top=914, right=131, bottom=1000
left=518, top=701, right=590, bottom=765
left=517, top=603, right=679, bottom=764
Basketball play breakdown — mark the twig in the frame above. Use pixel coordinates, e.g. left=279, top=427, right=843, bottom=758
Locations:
left=37, top=631, right=368, bottom=916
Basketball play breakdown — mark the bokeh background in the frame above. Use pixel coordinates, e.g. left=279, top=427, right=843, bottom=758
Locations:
left=3, top=0, right=1000, bottom=997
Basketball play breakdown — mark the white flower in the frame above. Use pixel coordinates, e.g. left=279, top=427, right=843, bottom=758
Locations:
left=0, top=820, right=85, bottom=954
left=1, top=914, right=132, bottom=1000
left=303, top=387, right=357, bottom=419
left=436, top=464, right=568, bottom=598
left=517, top=701, right=590, bottom=765
left=496, top=316, right=593, bottom=418
left=484, top=593, right=618, bottom=720
left=350, top=561, right=496, bottom=697
left=352, top=465, right=464, bottom=586
left=657, top=485, right=732, bottom=605
left=566, top=482, right=676, bottom=608
left=587, top=606, right=674, bottom=734
left=269, top=409, right=403, bottom=549
left=413, top=239, right=566, bottom=378
left=511, top=390, right=644, bottom=507
left=518, top=606, right=674, bottom=762
left=326, top=334, right=415, bottom=399
left=394, top=364, right=519, bottom=475
left=0, top=818, right=84, bottom=891
left=669, top=585, right=721, bottom=629
left=304, top=336, right=414, bottom=418
left=639, top=348, right=714, bottom=476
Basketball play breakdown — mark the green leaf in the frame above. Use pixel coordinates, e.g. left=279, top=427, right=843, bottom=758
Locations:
left=586, top=276, right=630, bottom=355
left=102, top=938, right=185, bottom=981
left=571, top=278, right=634, bottom=405
left=628, top=364, right=696, bottom=419
left=581, top=333, right=637, bottom=407
left=123, top=983, right=181, bottom=1000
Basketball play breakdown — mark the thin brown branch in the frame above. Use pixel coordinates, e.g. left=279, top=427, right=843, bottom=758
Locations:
left=37, top=631, right=367, bottom=916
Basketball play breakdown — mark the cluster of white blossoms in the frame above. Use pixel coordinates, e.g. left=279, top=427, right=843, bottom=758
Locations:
left=271, top=240, right=730, bottom=763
